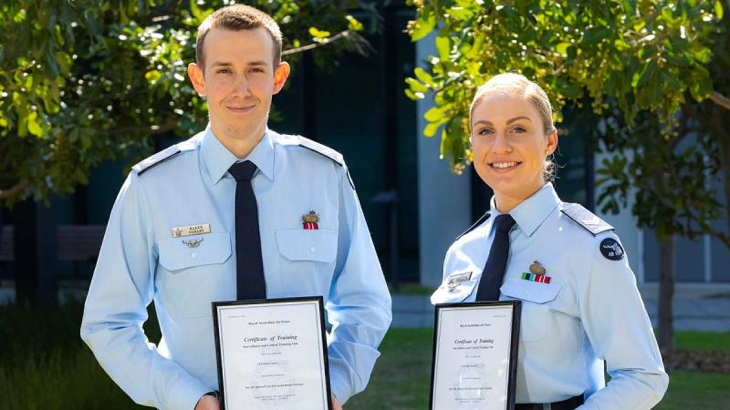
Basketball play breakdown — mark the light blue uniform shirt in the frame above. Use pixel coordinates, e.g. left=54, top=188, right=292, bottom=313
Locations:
left=81, top=126, right=392, bottom=409
left=432, top=183, right=668, bottom=409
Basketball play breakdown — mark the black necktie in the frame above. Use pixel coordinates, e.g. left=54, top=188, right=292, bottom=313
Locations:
left=228, top=161, right=266, bottom=300
left=476, top=214, right=516, bottom=301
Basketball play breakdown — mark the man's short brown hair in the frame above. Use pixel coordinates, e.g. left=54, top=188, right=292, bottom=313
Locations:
left=195, top=4, right=283, bottom=71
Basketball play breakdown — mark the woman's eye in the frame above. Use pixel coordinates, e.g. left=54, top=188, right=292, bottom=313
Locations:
left=511, top=126, right=526, bottom=133
left=477, top=128, right=494, bottom=136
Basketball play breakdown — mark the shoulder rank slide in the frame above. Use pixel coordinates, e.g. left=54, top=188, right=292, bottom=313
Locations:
left=292, top=136, right=354, bottom=189
left=560, top=203, right=613, bottom=236
left=132, top=145, right=181, bottom=175
left=455, top=212, right=492, bottom=241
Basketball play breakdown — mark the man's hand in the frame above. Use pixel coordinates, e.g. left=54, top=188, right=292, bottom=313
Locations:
left=194, top=394, right=219, bottom=410
left=332, top=394, right=343, bottom=410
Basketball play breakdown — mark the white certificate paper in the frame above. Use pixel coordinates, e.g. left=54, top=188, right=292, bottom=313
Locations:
left=430, top=302, right=521, bottom=410
left=213, top=297, right=331, bottom=410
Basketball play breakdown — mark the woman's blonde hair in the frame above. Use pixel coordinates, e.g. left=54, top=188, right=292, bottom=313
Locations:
left=470, top=73, right=557, bottom=181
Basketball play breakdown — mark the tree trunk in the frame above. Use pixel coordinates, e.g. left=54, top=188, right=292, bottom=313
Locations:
left=657, top=234, right=675, bottom=354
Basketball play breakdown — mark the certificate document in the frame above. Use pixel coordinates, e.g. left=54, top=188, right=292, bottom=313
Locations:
left=430, top=301, right=521, bottom=410
left=212, top=297, right=332, bottom=410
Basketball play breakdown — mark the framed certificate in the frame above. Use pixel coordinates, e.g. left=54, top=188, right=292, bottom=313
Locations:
left=212, top=297, right=332, bottom=410
left=430, top=301, right=521, bottom=410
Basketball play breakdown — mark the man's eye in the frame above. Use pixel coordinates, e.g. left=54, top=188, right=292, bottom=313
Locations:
left=217, top=69, right=231, bottom=74
left=251, top=68, right=264, bottom=73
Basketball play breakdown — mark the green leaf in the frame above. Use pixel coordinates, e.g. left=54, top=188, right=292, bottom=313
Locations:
left=405, top=77, right=428, bottom=94
left=411, top=14, right=436, bottom=42
left=27, top=111, right=42, bottom=137
left=715, top=0, right=724, bottom=19
left=414, top=67, right=434, bottom=86
left=424, top=105, right=450, bottom=122
left=582, top=27, right=612, bottom=45
left=435, top=35, right=451, bottom=62
left=309, top=27, right=331, bottom=39
left=424, top=121, right=441, bottom=137
left=345, top=15, right=363, bottom=32
left=556, top=42, right=571, bottom=55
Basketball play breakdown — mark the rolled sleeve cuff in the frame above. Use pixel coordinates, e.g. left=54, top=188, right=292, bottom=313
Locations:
left=165, top=375, right=210, bottom=410
left=328, top=364, right=354, bottom=405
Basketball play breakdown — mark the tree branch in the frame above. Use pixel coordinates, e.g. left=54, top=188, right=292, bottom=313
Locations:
left=0, top=180, right=31, bottom=201
left=282, top=30, right=355, bottom=56
left=711, top=91, right=730, bottom=110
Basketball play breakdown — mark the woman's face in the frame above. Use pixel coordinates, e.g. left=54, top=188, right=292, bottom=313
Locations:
left=470, top=93, right=557, bottom=204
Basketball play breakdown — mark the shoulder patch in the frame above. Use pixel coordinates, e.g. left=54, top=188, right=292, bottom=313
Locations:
left=455, top=212, right=491, bottom=241
left=600, top=238, right=625, bottom=261
left=132, top=145, right=181, bottom=175
left=561, top=203, right=613, bottom=236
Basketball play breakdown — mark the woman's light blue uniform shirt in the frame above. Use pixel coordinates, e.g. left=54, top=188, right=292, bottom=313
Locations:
left=81, top=126, right=392, bottom=409
left=432, top=183, right=668, bottom=409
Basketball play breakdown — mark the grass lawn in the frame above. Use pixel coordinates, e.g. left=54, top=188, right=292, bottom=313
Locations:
left=346, top=329, right=730, bottom=410
left=0, top=301, right=728, bottom=409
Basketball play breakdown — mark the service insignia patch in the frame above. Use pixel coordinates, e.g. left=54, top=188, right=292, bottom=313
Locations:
left=600, top=238, right=625, bottom=261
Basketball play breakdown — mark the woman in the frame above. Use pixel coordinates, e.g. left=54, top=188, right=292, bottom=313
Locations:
left=431, top=73, right=668, bottom=409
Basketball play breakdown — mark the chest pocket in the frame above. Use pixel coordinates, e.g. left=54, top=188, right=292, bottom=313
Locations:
left=157, top=233, right=233, bottom=318
left=159, top=233, right=232, bottom=271
left=500, top=277, right=561, bottom=342
left=275, top=229, right=338, bottom=263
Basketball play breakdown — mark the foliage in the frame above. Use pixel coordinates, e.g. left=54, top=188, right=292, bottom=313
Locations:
left=0, top=0, right=369, bottom=205
left=405, top=0, right=723, bottom=173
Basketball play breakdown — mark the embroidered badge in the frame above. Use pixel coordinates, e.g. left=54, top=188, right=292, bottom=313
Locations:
left=521, top=272, right=551, bottom=284
left=302, top=211, right=320, bottom=230
left=600, top=238, right=625, bottom=261
left=172, top=223, right=211, bottom=238
left=182, top=238, right=204, bottom=248
left=529, top=261, right=546, bottom=276
left=446, top=271, right=472, bottom=291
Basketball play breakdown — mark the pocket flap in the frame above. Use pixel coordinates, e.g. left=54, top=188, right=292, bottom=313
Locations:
left=158, top=233, right=231, bottom=271
left=500, top=276, right=561, bottom=304
left=275, top=229, right=338, bottom=263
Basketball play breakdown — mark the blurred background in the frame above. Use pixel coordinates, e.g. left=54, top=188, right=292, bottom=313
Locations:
left=0, top=0, right=728, bottom=408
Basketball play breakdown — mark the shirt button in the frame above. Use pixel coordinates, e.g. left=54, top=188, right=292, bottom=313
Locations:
left=191, top=252, right=198, bottom=259
left=310, top=247, right=316, bottom=253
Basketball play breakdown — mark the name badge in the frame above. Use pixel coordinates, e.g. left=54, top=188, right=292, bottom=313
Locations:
left=172, top=223, right=211, bottom=238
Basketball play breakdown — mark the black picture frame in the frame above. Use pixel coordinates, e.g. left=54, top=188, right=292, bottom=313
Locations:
left=212, top=296, right=333, bottom=410
left=429, top=301, right=522, bottom=410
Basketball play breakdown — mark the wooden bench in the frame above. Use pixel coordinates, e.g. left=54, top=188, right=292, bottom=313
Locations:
left=0, top=225, right=105, bottom=263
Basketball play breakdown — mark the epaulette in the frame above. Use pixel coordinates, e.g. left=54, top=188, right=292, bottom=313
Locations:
left=132, top=145, right=181, bottom=175
left=297, top=136, right=345, bottom=167
left=283, top=135, right=354, bottom=189
left=455, top=212, right=491, bottom=241
left=561, top=203, right=614, bottom=236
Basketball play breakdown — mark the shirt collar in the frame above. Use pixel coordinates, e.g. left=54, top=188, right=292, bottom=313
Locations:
left=201, top=124, right=275, bottom=184
left=489, top=183, right=560, bottom=237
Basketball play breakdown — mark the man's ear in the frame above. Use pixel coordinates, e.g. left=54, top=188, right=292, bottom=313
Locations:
left=272, top=61, right=290, bottom=95
left=188, top=62, right=206, bottom=96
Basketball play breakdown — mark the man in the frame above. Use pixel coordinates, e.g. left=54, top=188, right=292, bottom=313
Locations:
left=80, top=5, right=391, bottom=410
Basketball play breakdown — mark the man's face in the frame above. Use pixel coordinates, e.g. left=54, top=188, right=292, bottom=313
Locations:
left=188, top=27, right=289, bottom=141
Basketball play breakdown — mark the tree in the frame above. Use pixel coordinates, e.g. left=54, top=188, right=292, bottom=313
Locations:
left=405, top=0, right=728, bottom=351
left=0, top=0, right=371, bottom=206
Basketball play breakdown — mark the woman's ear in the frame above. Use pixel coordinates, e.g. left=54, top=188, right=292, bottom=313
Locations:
left=545, top=128, right=558, bottom=155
